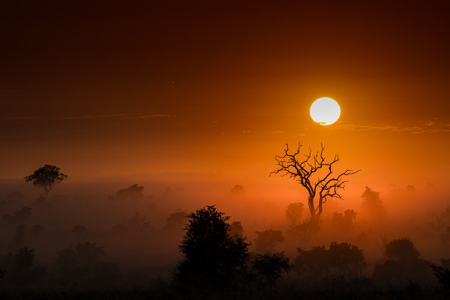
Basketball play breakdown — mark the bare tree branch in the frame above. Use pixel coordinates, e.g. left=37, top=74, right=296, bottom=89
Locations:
left=270, top=143, right=360, bottom=221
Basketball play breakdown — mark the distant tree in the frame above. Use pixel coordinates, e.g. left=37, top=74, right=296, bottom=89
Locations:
left=254, top=229, right=285, bottom=253
left=174, top=205, right=250, bottom=287
left=10, top=224, right=27, bottom=251
left=332, top=209, right=357, bottom=232
left=71, top=225, right=87, bottom=239
left=286, top=202, right=304, bottom=225
left=164, top=210, right=189, bottom=231
left=56, top=247, right=80, bottom=272
left=5, top=191, right=24, bottom=202
left=229, top=185, right=245, bottom=196
left=24, top=165, right=67, bottom=198
left=112, top=223, right=128, bottom=234
left=75, top=242, right=105, bottom=266
left=229, top=221, right=244, bottom=238
left=3, top=207, right=32, bottom=229
left=56, top=243, right=110, bottom=284
left=361, top=186, right=385, bottom=221
left=289, top=218, right=319, bottom=240
left=252, top=252, right=292, bottom=284
left=30, top=224, right=44, bottom=236
left=10, top=247, right=46, bottom=285
left=271, top=143, right=360, bottom=223
left=116, top=184, right=144, bottom=201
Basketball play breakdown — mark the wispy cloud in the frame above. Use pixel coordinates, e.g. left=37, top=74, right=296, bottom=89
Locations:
left=339, top=123, right=449, bottom=134
left=137, top=114, right=176, bottom=118
left=60, top=114, right=125, bottom=120
left=59, top=113, right=176, bottom=120
left=0, top=116, right=41, bottom=120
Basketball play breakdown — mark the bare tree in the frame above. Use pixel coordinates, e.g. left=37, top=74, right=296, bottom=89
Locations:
left=270, top=143, right=360, bottom=221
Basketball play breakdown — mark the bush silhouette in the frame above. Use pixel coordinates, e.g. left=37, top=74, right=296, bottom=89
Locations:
left=295, top=242, right=365, bottom=276
left=174, top=205, right=250, bottom=288
left=385, top=238, right=420, bottom=261
left=373, top=238, right=431, bottom=280
left=252, top=252, right=292, bottom=284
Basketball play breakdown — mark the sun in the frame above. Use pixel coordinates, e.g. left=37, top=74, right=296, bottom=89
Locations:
left=310, top=97, right=341, bottom=125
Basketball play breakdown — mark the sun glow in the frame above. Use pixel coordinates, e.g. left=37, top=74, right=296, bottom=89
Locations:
left=310, top=97, right=341, bottom=125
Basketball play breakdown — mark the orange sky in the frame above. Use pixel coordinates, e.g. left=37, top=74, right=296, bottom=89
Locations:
left=1, top=0, right=449, bottom=200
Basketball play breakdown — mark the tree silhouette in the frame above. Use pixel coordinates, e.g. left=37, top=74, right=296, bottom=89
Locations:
left=332, top=209, right=357, bottom=232
left=361, top=186, right=385, bottom=222
left=229, top=221, right=244, bottom=239
left=24, top=165, right=67, bottom=198
left=271, top=143, right=360, bottom=222
left=116, top=184, right=144, bottom=201
left=254, top=229, right=285, bottom=253
left=295, top=242, right=365, bottom=276
left=286, top=202, right=304, bottom=225
left=174, top=205, right=250, bottom=287
left=252, top=252, right=292, bottom=284
left=373, top=238, right=431, bottom=279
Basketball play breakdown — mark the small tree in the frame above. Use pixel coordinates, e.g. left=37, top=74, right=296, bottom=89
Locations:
left=271, top=143, right=360, bottom=222
left=286, top=202, right=304, bottom=224
left=24, top=165, right=68, bottom=198
left=174, top=205, right=250, bottom=287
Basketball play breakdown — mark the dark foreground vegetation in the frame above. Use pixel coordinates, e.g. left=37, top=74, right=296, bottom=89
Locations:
left=0, top=204, right=449, bottom=299
left=1, top=164, right=449, bottom=299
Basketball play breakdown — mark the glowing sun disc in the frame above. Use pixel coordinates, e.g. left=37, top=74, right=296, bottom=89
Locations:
left=310, top=97, right=341, bottom=125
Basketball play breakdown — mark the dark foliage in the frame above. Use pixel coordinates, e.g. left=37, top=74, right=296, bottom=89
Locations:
left=229, top=221, right=244, bottom=238
left=116, top=184, right=144, bottom=201
left=385, top=238, right=420, bottom=261
left=431, top=263, right=450, bottom=293
left=289, top=218, right=320, bottom=240
left=254, top=229, right=285, bottom=253
left=252, top=252, right=292, bottom=284
left=295, top=242, right=366, bottom=276
left=332, top=209, right=357, bottom=232
left=163, top=210, right=189, bottom=231
left=174, top=205, right=250, bottom=288
left=373, top=238, right=432, bottom=280
left=24, top=165, right=67, bottom=198
left=6, top=247, right=46, bottom=285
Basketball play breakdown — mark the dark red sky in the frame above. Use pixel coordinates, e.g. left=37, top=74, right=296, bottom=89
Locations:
left=1, top=1, right=450, bottom=196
